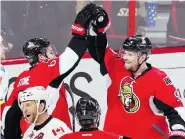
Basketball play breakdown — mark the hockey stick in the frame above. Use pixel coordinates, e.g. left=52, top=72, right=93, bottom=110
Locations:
left=152, top=124, right=169, bottom=139
left=64, top=83, right=75, bottom=132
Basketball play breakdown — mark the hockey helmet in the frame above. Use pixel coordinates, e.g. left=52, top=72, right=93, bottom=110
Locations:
left=23, top=37, right=50, bottom=66
left=122, top=35, right=152, bottom=54
left=18, top=86, right=49, bottom=113
left=76, top=97, right=101, bottom=127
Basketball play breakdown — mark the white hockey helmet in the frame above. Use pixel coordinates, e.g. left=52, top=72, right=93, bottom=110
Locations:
left=18, top=86, right=49, bottom=115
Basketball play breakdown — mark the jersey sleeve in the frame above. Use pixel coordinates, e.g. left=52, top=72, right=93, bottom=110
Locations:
left=44, top=46, right=82, bottom=80
left=153, top=70, right=185, bottom=133
left=87, top=34, right=119, bottom=76
left=154, top=71, right=183, bottom=108
left=47, top=37, right=89, bottom=88
left=57, top=37, right=90, bottom=76
left=104, top=46, right=119, bottom=74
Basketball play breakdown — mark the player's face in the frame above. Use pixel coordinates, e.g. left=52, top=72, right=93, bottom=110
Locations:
left=45, top=45, right=57, bottom=59
left=20, top=100, right=38, bottom=124
left=122, top=50, right=139, bottom=71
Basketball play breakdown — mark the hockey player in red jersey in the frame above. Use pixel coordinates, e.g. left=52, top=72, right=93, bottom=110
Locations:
left=61, top=97, right=129, bottom=139
left=18, top=86, right=72, bottom=139
left=87, top=5, right=185, bottom=139
left=1, top=3, right=98, bottom=139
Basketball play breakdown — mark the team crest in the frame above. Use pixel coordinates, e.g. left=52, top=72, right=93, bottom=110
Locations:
left=118, top=76, right=140, bottom=113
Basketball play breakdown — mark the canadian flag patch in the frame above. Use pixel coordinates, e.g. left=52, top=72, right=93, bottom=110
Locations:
left=52, top=127, right=65, bottom=136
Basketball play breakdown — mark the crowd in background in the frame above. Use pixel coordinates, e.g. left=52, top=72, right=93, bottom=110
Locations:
left=1, top=0, right=185, bottom=59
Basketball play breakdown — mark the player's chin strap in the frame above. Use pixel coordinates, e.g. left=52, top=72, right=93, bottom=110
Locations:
left=24, top=100, right=48, bottom=137
left=131, top=52, right=148, bottom=73
left=35, top=99, right=48, bottom=123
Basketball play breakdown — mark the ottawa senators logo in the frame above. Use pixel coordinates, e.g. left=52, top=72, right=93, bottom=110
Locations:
left=118, top=76, right=140, bottom=113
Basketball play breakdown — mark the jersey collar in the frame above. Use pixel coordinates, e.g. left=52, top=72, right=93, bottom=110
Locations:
left=34, top=116, right=52, bottom=131
left=80, top=127, right=99, bottom=132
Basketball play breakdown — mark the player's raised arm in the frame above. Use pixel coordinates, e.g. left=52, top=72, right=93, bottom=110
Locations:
left=58, top=3, right=97, bottom=76
left=87, top=5, right=119, bottom=76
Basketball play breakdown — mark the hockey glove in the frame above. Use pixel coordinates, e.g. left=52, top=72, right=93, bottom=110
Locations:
left=90, top=6, right=111, bottom=35
left=169, top=130, right=185, bottom=139
left=71, top=3, right=97, bottom=37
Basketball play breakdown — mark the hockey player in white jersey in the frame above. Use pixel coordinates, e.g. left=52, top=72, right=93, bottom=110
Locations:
left=18, top=86, right=72, bottom=139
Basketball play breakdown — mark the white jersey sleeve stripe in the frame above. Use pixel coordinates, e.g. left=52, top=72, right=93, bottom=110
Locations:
left=59, top=47, right=79, bottom=75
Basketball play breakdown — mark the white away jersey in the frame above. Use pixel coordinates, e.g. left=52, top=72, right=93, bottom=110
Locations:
left=0, top=64, right=9, bottom=101
left=23, top=117, right=72, bottom=139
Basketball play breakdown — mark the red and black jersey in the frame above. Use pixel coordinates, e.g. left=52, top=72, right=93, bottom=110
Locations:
left=88, top=34, right=185, bottom=139
left=61, top=128, right=122, bottom=139
left=103, top=47, right=185, bottom=139
left=2, top=37, right=89, bottom=139
left=2, top=48, right=78, bottom=134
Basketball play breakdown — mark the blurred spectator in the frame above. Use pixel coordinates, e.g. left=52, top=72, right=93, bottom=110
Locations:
left=2, top=1, right=164, bottom=57
left=0, top=34, right=9, bottom=60
left=21, top=1, right=68, bottom=53
left=166, top=0, right=185, bottom=47
left=1, top=30, right=12, bottom=58
left=1, top=1, right=29, bottom=58
left=1, top=2, right=16, bottom=56
left=1, top=1, right=78, bottom=58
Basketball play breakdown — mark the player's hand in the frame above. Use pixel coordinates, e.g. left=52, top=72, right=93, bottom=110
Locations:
left=71, top=3, right=97, bottom=37
left=90, top=6, right=111, bottom=35
left=169, top=130, right=185, bottom=139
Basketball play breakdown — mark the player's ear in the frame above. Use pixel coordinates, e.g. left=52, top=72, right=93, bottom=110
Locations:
left=38, top=103, right=45, bottom=113
left=139, top=53, right=147, bottom=64
left=38, top=54, right=46, bottom=61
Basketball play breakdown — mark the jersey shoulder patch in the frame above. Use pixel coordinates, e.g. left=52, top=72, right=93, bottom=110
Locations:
left=163, top=76, right=172, bottom=85
left=152, top=67, right=172, bottom=85
left=47, top=59, right=57, bottom=67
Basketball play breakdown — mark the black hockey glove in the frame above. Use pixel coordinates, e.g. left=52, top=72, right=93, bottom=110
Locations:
left=90, top=6, right=111, bottom=35
left=169, top=130, right=185, bottom=139
left=71, top=3, right=97, bottom=37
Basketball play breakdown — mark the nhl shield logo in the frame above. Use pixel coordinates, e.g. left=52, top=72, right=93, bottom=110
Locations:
left=118, top=76, right=140, bottom=113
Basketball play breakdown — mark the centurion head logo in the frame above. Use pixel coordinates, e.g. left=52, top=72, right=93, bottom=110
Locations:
left=118, top=76, right=140, bottom=113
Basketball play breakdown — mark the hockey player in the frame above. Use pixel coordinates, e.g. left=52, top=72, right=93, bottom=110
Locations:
left=61, top=97, right=129, bottom=139
left=1, top=3, right=98, bottom=139
left=18, top=86, right=72, bottom=139
left=0, top=35, right=9, bottom=104
left=87, top=5, right=185, bottom=139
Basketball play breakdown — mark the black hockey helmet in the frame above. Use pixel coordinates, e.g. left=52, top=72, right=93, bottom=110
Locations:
left=76, top=97, right=101, bottom=127
left=23, top=37, right=50, bottom=66
left=122, top=35, right=152, bottom=54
